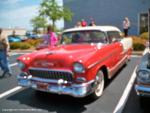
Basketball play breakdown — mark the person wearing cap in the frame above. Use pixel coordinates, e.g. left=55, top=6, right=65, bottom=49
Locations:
left=81, top=19, right=87, bottom=27
left=0, top=28, right=12, bottom=77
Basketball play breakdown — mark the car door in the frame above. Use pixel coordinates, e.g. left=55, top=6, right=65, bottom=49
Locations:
left=107, top=31, right=123, bottom=75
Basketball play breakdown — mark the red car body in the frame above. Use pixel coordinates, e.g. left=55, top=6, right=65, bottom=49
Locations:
left=17, top=26, right=132, bottom=98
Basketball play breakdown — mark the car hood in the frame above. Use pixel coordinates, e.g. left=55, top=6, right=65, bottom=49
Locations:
left=20, top=43, right=105, bottom=68
left=137, top=52, right=150, bottom=71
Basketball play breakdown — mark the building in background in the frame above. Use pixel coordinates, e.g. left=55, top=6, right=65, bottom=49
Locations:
left=139, top=13, right=148, bottom=34
left=64, top=0, right=150, bottom=35
left=1, top=28, right=26, bottom=38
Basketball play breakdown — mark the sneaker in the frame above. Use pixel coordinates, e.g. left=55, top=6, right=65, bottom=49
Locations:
left=1, top=71, right=6, bottom=78
left=7, top=72, right=12, bottom=76
left=2, top=71, right=12, bottom=77
left=0, top=73, right=4, bottom=78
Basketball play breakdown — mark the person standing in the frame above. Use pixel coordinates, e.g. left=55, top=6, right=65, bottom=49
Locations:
left=123, top=17, right=130, bottom=37
left=89, top=18, right=96, bottom=26
left=81, top=19, right=87, bottom=27
left=75, top=21, right=82, bottom=28
left=47, top=25, right=58, bottom=46
left=37, top=25, right=58, bottom=50
left=0, top=28, right=12, bottom=77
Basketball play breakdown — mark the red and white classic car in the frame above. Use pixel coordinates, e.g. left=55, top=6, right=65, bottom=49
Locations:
left=17, top=26, right=132, bottom=99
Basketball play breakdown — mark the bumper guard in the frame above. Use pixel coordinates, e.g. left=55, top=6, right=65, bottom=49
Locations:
left=17, top=74, right=95, bottom=98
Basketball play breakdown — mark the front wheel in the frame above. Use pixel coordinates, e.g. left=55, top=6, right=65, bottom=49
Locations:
left=90, top=70, right=105, bottom=99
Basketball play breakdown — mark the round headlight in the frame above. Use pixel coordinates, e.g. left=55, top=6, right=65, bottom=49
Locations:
left=73, top=62, right=85, bottom=73
left=17, top=61, right=25, bottom=69
left=138, top=70, right=150, bottom=80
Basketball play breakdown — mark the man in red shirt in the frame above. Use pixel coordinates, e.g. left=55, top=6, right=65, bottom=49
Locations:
left=81, top=19, right=87, bottom=27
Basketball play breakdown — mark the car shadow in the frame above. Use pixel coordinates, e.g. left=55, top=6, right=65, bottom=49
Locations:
left=139, top=97, right=150, bottom=113
left=7, top=88, right=97, bottom=113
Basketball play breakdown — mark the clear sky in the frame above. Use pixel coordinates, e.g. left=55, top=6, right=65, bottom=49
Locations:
left=0, top=0, right=64, bottom=30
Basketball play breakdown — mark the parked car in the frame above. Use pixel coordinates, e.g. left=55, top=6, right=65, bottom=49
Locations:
left=8, top=35, right=22, bottom=42
left=19, top=35, right=28, bottom=41
left=17, top=26, right=132, bottom=99
left=26, top=32, right=40, bottom=39
left=135, top=51, right=150, bottom=106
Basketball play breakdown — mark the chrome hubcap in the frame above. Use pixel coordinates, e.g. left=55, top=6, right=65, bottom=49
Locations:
left=95, top=72, right=104, bottom=97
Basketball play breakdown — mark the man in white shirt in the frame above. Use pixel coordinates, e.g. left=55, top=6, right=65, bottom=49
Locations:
left=123, top=17, right=130, bottom=37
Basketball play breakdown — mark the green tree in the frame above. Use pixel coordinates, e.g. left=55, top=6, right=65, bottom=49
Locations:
left=39, top=0, right=73, bottom=29
left=31, top=16, right=48, bottom=33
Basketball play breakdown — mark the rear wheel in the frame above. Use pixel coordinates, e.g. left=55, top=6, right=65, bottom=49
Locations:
left=90, top=70, right=105, bottom=99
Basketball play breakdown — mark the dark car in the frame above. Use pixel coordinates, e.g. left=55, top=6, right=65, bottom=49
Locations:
left=135, top=49, right=150, bottom=106
left=26, top=32, right=40, bottom=39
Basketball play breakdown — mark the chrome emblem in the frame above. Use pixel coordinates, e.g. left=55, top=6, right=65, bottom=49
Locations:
left=41, top=61, right=54, bottom=67
left=34, top=60, right=55, bottom=67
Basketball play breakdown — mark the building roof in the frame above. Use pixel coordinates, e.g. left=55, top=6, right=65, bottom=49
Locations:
left=63, top=26, right=121, bottom=33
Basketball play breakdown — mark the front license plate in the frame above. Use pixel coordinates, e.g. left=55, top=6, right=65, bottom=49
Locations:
left=37, top=82, right=48, bottom=90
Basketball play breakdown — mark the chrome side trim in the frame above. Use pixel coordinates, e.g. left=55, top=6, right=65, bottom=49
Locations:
left=87, top=51, right=117, bottom=69
left=109, top=55, right=127, bottom=72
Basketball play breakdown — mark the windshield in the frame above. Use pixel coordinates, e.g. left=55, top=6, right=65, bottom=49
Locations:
left=61, top=30, right=107, bottom=44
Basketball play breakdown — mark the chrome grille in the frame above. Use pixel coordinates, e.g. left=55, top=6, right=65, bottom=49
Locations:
left=29, top=68, right=74, bottom=82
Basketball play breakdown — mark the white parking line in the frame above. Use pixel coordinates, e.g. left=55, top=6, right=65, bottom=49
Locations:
left=0, top=63, right=20, bottom=99
left=131, top=55, right=141, bottom=58
left=10, top=51, right=33, bottom=56
left=10, top=63, right=18, bottom=67
left=10, top=53, right=27, bottom=56
left=113, top=67, right=137, bottom=113
left=0, top=86, right=22, bottom=99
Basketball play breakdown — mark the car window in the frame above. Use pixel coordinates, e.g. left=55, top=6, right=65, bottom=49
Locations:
left=107, top=31, right=122, bottom=43
left=61, top=30, right=107, bottom=44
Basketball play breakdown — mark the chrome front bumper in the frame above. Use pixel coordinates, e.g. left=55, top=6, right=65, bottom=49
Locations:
left=17, top=74, right=95, bottom=98
left=135, top=84, right=150, bottom=97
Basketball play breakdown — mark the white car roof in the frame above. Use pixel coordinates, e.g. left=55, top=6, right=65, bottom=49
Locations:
left=63, top=26, right=121, bottom=33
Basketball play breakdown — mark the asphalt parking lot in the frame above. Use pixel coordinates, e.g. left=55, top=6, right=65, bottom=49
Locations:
left=0, top=53, right=142, bottom=113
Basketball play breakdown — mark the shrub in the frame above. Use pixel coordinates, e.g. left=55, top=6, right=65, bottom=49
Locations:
left=10, top=42, right=21, bottom=49
left=140, top=32, right=149, bottom=40
left=133, top=43, right=145, bottom=51
left=131, top=36, right=147, bottom=44
left=26, top=39, right=43, bottom=47
left=131, top=36, right=147, bottom=51
left=10, top=39, right=43, bottom=50
left=19, top=43, right=31, bottom=50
